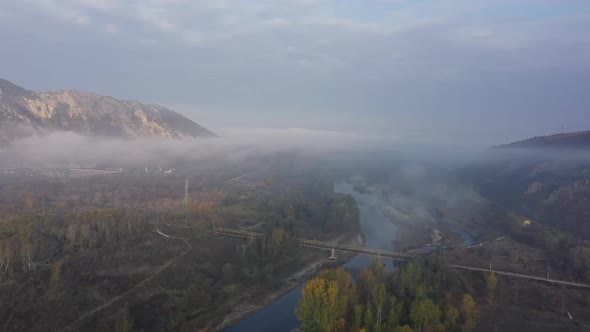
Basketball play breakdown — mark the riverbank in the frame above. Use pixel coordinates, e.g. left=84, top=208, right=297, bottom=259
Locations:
left=216, top=232, right=361, bottom=331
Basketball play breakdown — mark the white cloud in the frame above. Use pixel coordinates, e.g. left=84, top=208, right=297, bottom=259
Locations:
left=104, top=23, right=118, bottom=34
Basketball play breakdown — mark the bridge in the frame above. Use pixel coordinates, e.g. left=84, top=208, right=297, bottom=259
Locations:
left=213, top=226, right=590, bottom=289
left=213, top=226, right=264, bottom=240
left=213, top=226, right=412, bottom=260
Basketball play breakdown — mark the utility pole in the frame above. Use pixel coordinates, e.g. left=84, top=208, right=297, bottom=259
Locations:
left=561, top=290, right=565, bottom=318
left=183, top=177, right=189, bottom=227
left=547, top=262, right=550, bottom=279
left=489, top=255, right=492, bottom=271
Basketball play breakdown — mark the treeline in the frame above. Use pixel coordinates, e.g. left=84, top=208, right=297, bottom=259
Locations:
left=0, top=209, right=148, bottom=281
left=514, top=221, right=590, bottom=283
left=254, top=194, right=360, bottom=257
left=260, top=192, right=360, bottom=237
left=64, top=210, right=145, bottom=248
left=296, top=258, right=482, bottom=332
left=480, top=204, right=590, bottom=284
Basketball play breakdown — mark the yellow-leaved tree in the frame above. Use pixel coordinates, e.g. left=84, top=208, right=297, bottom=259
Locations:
left=296, top=277, right=348, bottom=332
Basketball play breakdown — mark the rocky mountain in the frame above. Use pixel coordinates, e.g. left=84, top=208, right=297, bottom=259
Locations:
left=0, top=78, right=214, bottom=144
left=495, top=130, right=590, bottom=149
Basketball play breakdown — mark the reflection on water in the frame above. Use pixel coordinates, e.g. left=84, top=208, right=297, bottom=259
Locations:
left=226, top=182, right=397, bottom=332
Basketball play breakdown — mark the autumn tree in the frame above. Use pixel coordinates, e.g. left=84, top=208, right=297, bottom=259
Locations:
left=443, top=304, right=459, bottom=330
left=296, top=277, right=348, bottom=332
left=402, top=261, right=422, bottom=298
left=23, top=193, right=35, bottom=211
left=461, top=294, right=479, bottom=331
left=269, top=228, right=285, bottom=256
left=371, top=282, right=387, bottom=331
left=191, top=201, right=215, bottom=218
left=116, top=303, right=134, bottom=332
left=394, top=326, right=414, bottom=332
left=353, top=304, right=363, bottom=332
left=386, top=295, right=404, bottom=330
left=409, top=298, right=441, bottom=332
left=318, top=268, right=354, bottom=304
left=50, top=258, right=65, bottom=286
left=365, top=308, right=376, bottom=332
left=0, top=239, right=14, bottom=280
left=486, top=272, right=498, bottom=304
left=359, top=268, right=377, bottom=301
left=369, top=257, right=385, bottom=282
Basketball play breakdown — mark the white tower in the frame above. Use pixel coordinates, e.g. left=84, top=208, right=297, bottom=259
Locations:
left=183, top=177, right=189, bottom=227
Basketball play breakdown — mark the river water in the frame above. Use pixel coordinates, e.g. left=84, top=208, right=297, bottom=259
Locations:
left=226, top=182, right=399, bottom=332
left=225, top=182, right=474, bottom=332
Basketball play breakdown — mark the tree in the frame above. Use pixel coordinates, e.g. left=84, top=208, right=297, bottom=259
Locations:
left=191, top=201, right=215, bottom=218
left=386, top=295, right=404, bottom=331
left=486, top=272, right=498, bottom=304
left=461, top=294, right=479, bottom=331
left=0, top=239, right=14, bottom=280
left=50, top=258, right=65, bottom=286
left=393, top=326, right=414, bottom=332
left=369, top=257, right=385, bottom=282
left=402, top=261, right=422, bottom=298
left=410, top=298, right=441, bottom=332
left=353, top=304, right=363, bottom=332
left=296, top=277, right=347, bottom=332
left=23, top=193, right=35, bottom=211
left=116, top=303, right=134, bottom=332
left=318, top=268, right=354, bottom=304
left=359, top=269, right=377, bottom=300
left=365, top=308, right=376, bottom=332
left=184, top=284, right=212, bottom=310
left=371, top=282, right=387, bottom=331
left=443, top=304, right=459, bottom=330
left=269, top=228, right=285, bottom=256
left=221, top=263, right=234, bottom=282
left=19, top=239, right=36, bottom=271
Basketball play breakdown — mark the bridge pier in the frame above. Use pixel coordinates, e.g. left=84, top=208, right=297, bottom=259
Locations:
left=329, top=248, right=337, bottom=260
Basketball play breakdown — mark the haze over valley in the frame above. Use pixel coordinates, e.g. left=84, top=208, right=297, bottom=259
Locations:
left=1, top=1, right=590, bottom=332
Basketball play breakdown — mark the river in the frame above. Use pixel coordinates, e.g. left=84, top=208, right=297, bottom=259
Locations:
left=225, top=182, right=475, bottom=331
left=225, top=182, right=400, bottom=331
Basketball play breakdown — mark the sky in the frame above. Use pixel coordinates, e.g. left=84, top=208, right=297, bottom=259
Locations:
left=1, top=0, right=589, bottom=146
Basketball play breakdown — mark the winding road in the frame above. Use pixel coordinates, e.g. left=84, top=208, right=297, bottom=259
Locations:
left=63, top=229, right=192, bottom=331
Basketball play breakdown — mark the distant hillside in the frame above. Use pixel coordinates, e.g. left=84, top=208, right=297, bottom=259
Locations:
left=495, top=130, right=590, bottom=149
left=0, top=78, right=215, bottom=144
left=469, top=130, right=590, bottom=237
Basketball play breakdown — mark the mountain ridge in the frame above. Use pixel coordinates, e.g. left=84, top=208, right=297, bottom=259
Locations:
left=0, top=78, right=215, bottom=144
left=494, top=130, right=590, bottom=150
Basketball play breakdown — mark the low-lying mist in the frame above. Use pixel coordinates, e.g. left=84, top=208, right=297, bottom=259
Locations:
left=0, top=128, right=389, bottom=167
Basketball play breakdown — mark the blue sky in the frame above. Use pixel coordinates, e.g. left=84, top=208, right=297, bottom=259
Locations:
left=1, top=0, right=589, bottom=146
